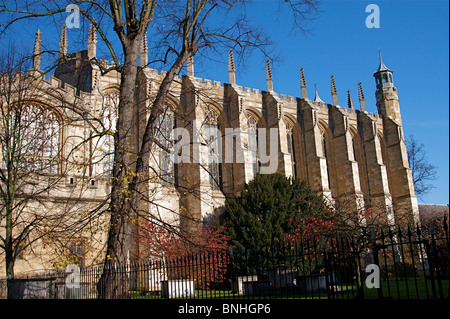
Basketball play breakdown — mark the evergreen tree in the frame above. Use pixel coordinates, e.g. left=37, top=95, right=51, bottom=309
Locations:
left=220, top=173, right=330, bottom=250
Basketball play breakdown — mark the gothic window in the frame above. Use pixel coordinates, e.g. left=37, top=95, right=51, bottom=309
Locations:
left=204, top=107, right=222, bottom=191
left=101, top=91, right=118, bottom=176
left=247, top=113, right=259, bottom=177
left=285, top=120, right=297, bottom=178
left=321, top=129, right=333, bottom=190
left=352, top=129, right=368, bottom=196
left=377, top=133, right=387, bottom=166
left=13, top=104, right=61, bottom=174
left=156, top=109, right=176, bottom=186
left=68, top=240, right=84, bottom=268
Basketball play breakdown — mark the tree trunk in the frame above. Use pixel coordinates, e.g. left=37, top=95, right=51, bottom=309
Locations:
left=97, top=31, right=193, bottom=297
left=5, top=237, right=15, bottom=299
left=97, top=38, right=141, bottom=299
left=5, top=193, right=15, bottom=299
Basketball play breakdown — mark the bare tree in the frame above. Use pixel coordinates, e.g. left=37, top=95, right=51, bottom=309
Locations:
left=1, top=0, right=320, bottom=298
left=0, top=45, right=108, bottom=295
left=406, top=134, right=437, bottom=200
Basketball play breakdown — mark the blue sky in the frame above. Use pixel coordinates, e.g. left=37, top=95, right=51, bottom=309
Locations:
left=1, top=0, right=448, bottom=205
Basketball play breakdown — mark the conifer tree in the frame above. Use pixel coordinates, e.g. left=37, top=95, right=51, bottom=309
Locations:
left=220, top=173, right=331, bottom=250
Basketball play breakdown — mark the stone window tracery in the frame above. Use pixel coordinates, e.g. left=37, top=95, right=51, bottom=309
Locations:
left=246, top=113, right=260, bottom=177
left=12, top=103, right=61, bottom=174
left=204, top=106, right=222, bottom=191
left=285, top=118, right=297, bottom=178
left=156, top=108, right=176, bottom=186
left=101, top=91, right=118, bottom=176
left=320, top=126, right=333, bottom=190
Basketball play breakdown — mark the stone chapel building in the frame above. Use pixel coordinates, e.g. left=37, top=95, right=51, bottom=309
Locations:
left=0, top=27, right=419, bottom=274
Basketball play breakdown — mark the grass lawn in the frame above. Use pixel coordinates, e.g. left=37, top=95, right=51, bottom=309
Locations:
left=129, top=276, right=448, bottom=299
left=362, top=276, right=449, bottom=299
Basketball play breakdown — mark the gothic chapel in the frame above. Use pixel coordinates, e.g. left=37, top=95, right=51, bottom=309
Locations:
left=0, top=26, right=419, bottom=273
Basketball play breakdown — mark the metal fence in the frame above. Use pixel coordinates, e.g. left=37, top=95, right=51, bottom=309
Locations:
left=1, top=221, right=448, bottom=299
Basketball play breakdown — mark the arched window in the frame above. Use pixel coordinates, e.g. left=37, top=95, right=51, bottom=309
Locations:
left=156, top=109, right=176, bottom=186
left=247, top=113, right=259, bottom=177
left=320, top=127, right=333, bottom=191
left=377, top=132, right=388, bottom=166
left=351, top=128, right=367, bottom=196
left=285, top=119, right=297, bottom=178
left=17, top=104, right=61, bottom=174
left=101, top=91, right=118, bottom=176
left=204, top=107, right=222, bottom=191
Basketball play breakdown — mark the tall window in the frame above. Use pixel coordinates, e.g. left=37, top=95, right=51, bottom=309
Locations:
left=247, top=114, right=259, bottom=177
left=204, top=107, right=222, bottom=191
left=101, top=91, right=118, bottom=176
left=157, top=110, right=176, bottom=186
left=352, top=130, right=368, bottom=196
left=321, top=131, right=332, bottom=190
left=285, top=120, right=297, bottom=178
left=15, top=104, right=60, bottom=174
left=68, top=240, right=84, bottom=268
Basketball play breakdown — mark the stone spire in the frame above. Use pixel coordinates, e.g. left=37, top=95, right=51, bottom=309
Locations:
left=358, top=81, right=366, bottom=112
left=187, top=56, right=194, bottom=77
left=33, top=29, right=42, bottom=70
left=300, top=67, right=307, bottom=99
left=314, top=82, right=324, bottom=103
left=331, top=75, right=338, bottom=106
left=266, top=59, right=273, bottom=92
left=347, top=90, right=354, bottom=109
left=140, top=34, right=148, bottom=68
left=376, top=49, right=392, bottom=73
left=88, top=24, right=97, bottom=60
left=59, top=25, right=68, bottom=59
left=228, top=49, right=236, bottom=84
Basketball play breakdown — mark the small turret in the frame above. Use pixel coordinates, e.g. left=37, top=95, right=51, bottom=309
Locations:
left=331, top=75, right=338, bottom=106
left=373, top=50, right=394, bottom=90
left=228, top=50, right=236, bottom=85
left=373, top=51, right=401, bottom=123
left=358, top=82, right=366, bottom=112
left=187, top=56, right=194, bottom=77
left=300, top=67, right=308, bottom=100
left=347, top=90, right=354, bottom=110
left=140, top=34, right=148, bottom=68
left=266, top=59, right=273, bottom=92
left=88, top=24, right=97, bottom=60
left=33, top=29, right=42, bottom=71
left=59, top=25, right=68, bottom=60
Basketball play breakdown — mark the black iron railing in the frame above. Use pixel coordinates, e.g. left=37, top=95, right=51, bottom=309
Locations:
left=1, top=221, right=448, bottom=299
